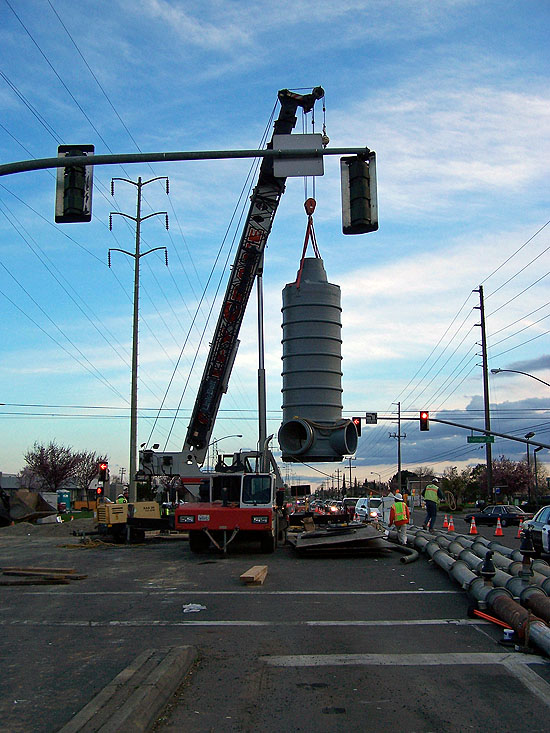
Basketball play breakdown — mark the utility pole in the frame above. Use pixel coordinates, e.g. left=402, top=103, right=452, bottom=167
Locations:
left=389, top=401, right=406, bottom=493
left=109, top=176, right=169, bottom=502
left=474, top=285, right=493, bottom=501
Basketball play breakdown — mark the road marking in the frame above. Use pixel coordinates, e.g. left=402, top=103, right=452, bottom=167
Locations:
left=0, top=618, right=486, bottom=628
left=261, top=652, right=549, bottom=667
left=260, top=652, right=550, bottom=709
left=2, top=589, right=461, bottom=596
left=503, top=658, right=550, bottom=709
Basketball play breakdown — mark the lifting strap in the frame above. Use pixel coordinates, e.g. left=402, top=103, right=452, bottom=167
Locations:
left=296, top=198, right=321, bottom=288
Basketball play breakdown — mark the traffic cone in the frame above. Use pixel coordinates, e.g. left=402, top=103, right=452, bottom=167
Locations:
left=495, top=517, right=504, bottom=537
left=443, top=514, right=448, bottom=529
left=469, top=517, right=478, bottom=535
left=516, top=520, right=524, bottom=539
left=447, top=515, right=455, bottom=532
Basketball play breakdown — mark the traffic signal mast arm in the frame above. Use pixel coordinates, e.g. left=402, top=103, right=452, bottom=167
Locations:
left=1, top=143, right=370, bottom=177
left=375, top=415, right=550, bottom=450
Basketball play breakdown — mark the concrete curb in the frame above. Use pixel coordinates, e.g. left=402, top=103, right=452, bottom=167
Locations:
left=58, top=645, right=196, bottom=733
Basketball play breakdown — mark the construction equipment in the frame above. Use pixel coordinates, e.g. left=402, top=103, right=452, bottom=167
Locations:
left=96, top=500, right=170, bottom=543
left=139, top=88, right=326, bottom=552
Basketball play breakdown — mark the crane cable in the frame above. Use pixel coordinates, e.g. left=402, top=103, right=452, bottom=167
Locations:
left=295, top=198, right=322, bottom=288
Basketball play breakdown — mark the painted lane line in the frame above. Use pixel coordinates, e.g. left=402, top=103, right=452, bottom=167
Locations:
left=260, top=652, right=549, bottom=667
left=503, top=659, right=550, bottom=710
left=0, top=618, right=488, bottom=628
left=3, top=589, right=461, bottom=596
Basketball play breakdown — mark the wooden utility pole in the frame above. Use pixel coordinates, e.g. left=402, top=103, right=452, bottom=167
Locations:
left=474, top=285, right=493, bottom=501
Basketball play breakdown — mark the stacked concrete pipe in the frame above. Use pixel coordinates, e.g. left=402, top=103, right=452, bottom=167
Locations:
left=400, top=525, right=550, bottom=657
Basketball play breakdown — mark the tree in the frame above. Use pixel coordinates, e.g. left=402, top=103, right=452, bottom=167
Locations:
left=23, top=441, right=81, bottom=492
left=441, top=466, right=472, bottom=506
left=17, top=466, right=41, bottom=490
left=72, top=451, right=108, bottom=501
left=469, top=456, right=532, bottom=501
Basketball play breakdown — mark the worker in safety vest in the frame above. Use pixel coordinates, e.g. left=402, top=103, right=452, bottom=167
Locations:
left=389, top=493, right=410, bottom=545
left=422, top=480, right=444, bottom=532
left=116, top=489, right=129, bottom=504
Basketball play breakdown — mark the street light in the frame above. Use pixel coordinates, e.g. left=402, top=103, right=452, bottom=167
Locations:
left=371, top=471, right=381, bottom=489
left=491, top=368, right=550, bottom=387
left=207, top=434, right=243, bottom=470
left=525, top=432, right=536, bottom=505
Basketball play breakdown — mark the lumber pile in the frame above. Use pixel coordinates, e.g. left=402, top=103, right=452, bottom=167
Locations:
left=0, top=566, right=86, bottom=586
left=240, top=565, right=268, bottom=586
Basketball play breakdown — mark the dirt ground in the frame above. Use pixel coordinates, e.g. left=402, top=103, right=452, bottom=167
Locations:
left=0, top=517, right=97, bottom=537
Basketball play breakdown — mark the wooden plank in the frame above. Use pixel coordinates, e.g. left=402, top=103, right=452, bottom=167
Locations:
left=1, top=566, right=77, bottom=574
left=2, top=570, right=86, bottom=580
left=240, top=565, right=268, bottom=585
left=0, top=578, right=71, bottom=586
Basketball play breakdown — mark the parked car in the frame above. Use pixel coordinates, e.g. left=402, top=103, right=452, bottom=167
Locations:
left=522, top=505, right=550, bottom=556
left=464, top=504, right=533, bottom=527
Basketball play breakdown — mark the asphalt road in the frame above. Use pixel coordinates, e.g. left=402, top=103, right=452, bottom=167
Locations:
left=1, top=516, right=549, bottom=733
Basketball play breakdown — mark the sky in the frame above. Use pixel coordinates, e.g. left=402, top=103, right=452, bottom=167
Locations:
left=1, top=0, right=549, bottom=491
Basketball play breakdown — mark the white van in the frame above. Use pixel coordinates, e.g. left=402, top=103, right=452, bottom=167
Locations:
left=355, top=496, right=394, bottom=523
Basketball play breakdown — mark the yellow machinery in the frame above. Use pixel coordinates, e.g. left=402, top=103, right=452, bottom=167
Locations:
left=97, top=501, right=169, bottom=542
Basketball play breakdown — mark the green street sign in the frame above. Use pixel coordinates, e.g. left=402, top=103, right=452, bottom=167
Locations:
left=467, top=435, right=495, bottom=444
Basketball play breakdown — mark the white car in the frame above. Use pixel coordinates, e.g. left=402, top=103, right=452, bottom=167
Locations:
left=354, top=497, right=383, bottom=521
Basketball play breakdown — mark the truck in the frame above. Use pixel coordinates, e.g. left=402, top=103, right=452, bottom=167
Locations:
left=139, top=86, right=325, bottom=552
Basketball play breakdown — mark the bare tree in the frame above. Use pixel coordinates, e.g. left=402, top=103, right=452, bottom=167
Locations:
left=17, top=466, right=41, bottom=490
left=23, top=441, right=81, bottom=492
left=73, top=451, right=108, bottom=501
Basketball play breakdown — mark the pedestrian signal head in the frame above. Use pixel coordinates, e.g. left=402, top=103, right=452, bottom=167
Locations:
left=419, top=411, right=430, bottom=431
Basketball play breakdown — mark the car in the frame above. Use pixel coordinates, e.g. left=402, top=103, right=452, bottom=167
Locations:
left=464, top=504, right=533, bottom=527
left=326, top=500, right=343, bottom=514
left=522, top=505, right=550, bottom=556
left=354, top=497, right=382, bottom=521
left=342, top=497, right=359, bottom=515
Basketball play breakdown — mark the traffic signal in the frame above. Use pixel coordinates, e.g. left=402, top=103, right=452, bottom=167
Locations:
left=352, top=416, right=362, bottom=437
left=98, top=462, right=108, bottom=481
left=419, top=411, right=430, bottom=431
left=96, top=486, right=104, bottom=497
left=340, top=153, right=378, bottom=235
left=55, top=144, right=94, bottom=223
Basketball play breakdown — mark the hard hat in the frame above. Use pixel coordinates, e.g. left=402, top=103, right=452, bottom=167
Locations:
left=394, top=493, right=403, bottom=501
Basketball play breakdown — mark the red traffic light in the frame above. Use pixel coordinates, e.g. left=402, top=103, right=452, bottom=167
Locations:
left=96, top=486, right=103, bottom=496
left=98, top=462, right=108, bottom=481
left=352, top=416, right=362, bottom=437
left=419, top=411, right=430, bottom=431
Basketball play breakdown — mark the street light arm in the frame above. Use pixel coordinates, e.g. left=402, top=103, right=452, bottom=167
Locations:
left=491, top=368, right=550, bottom=387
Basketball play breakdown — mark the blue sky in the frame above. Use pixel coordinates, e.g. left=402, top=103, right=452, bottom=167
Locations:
left=1, top=0, right=549, bottom=489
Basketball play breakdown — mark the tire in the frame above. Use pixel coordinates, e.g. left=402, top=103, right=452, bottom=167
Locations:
left=501, top=519, right=508, bottom=528
left=189, top=530, right=210, bottom=553
left=260, top=531, right=275, bottom=554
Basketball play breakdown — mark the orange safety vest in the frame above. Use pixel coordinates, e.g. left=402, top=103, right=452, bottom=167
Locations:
left=393, top=501, right=408, bottom=524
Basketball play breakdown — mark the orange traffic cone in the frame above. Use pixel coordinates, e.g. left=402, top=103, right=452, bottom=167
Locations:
left=516, top=520, right=523, bottom=539
left=443, top=514, right=448, bottom=529
left=447, top=515, right=455, bottom=532
left=469, top=517, right=478, bottom=535
left=494, top=517, right=504, bottom=537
